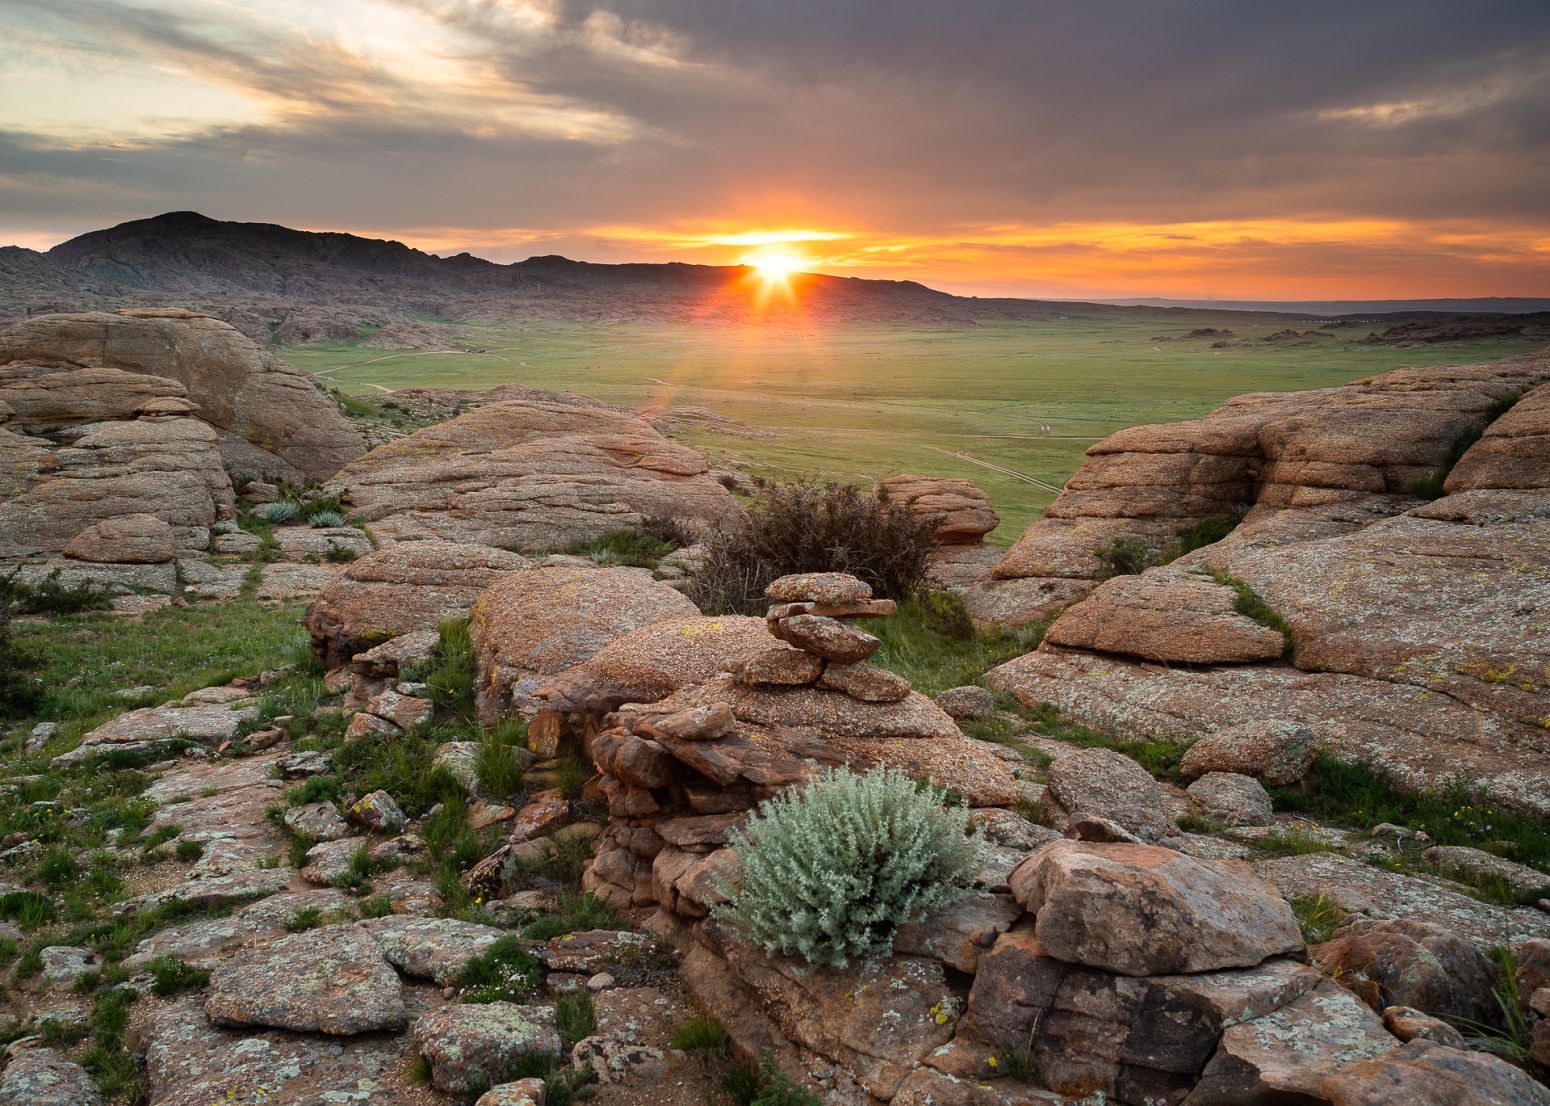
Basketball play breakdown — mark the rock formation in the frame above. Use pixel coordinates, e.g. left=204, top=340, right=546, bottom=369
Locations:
left=330, top=386, right=738, bottom=548
left=878, top=473, right=1004, bottom=587
left=978, top=349, right=1550, bottom=814
left=576, top=572, right=1019, bottom=913
left=0, top=308, right=365, bottom=484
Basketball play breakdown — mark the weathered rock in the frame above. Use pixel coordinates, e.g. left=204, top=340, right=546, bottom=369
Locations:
left=817, top=662, right=912, bottom=702
left=471, top=565, right=698, bottom=721
left=1185, top=978, right=1399, bottom=1105
left=347, top=789, right=407, bottom=834
left=1179, top=719, right=1319, bottom=786
left=1381, top=1005, right=1466, bottom=1047
left=476, top=1079, right=548, bottom=1106
left=351, top=628, right=441, bottom=679
left=204, top=923, right=406, bottom=1034
left=534, top=615, right=771, bottom=712
left=1255, top=852, right=1550, bottom=946
left=1044, top=566, right=1287, bottom=663
left=825, top=734, right=1021, bottom=807
left=1186, top=772, right=1274, bottom=826
left=1042, top=747, right=1176, bottom=841
left=61, top=512, right=175, bottom=563
left=40, top=945, right=100, bottom=982
left=1421, top=845, right=1550, bottom=896
left=58, top=692, right=258, bottom=763
left=412, top=1003, right=563, bottom=1093
left=893, top=892, right=1022, bottom=974
left=335, top=389, right=735, bottom=547
left=652, top=702, right=736, bottom=742
left=878, top=474, right=1000, bottom=543
left=768, top=614, right=880, bottom=664
left=123, top=888, right=353, bottom=970
left=0, top=309, right=366, bottom=482
left=765, top=572, right=873, bottom=604
left=934, top=685, right=996, bottom=721
left=305, top=540, right=531, bottom=667
left=0, top=1046, right=102, bottom=1106
left=283, top=801, right=351, bottom=841
left=364, top=688, right=434, bottom=730
left=1009, top=840, right=1304, bottom=975
left=737, top=645, right=826, bottom=687
left=1309, top=916, right=1501, bottom=1024
left=1322, top=1039, right=1550, bottom=1106
left=274, top=525, right=372, bottom=560
left=361, top=915, right=504, bottom=985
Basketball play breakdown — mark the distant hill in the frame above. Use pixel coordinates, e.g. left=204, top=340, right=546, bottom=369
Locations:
left=1096, top=295, right=1550, bottom=315
left=2, top=212, right=1546, bottom=345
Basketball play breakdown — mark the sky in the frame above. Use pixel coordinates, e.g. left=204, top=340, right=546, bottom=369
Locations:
left=2, top=0, right=1549, bottom=300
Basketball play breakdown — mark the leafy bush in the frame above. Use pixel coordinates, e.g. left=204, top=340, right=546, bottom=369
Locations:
left=721, top=1054, right=822, bottom=1106
left=146, top=956, right=210, bottom=997
left=569, top=526, right=679, bottom=569
left=689, top=479, right=936, bottom=614
left=1092, top=537, right=1161, bottom=581
left=715, top=767, right=982, bottom=968
left=0, top=612, right=44, bottom=717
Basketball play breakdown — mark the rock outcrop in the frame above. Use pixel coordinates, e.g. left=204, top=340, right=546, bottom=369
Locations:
left=0, top=309, right=365, bottom=483
left=983, top=350, right=1550, bottom=813
left=878, top=473, right=1003, bottom=587
left=331, top=386, right=738, bottom=548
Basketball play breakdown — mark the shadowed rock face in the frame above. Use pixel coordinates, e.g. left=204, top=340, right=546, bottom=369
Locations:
left=984, top=349, right=1550, bottom=815
left=0, top=309, right=365, bottom=483
left=332, top=388, right=738, bottom=549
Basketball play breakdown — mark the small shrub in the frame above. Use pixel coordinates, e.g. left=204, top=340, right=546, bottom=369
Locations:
left=307, top=509, right=347, bottom=528
left=1092, top=537, right=1161, bottom=581
left=0, top=568, right=112, bottom=615
left=146, top=956, right=210, bottom=997
left=174, top=839, right=204, bottom=862
left=323, top=542, right=359, bottom=563
left=522, top=891, right=621, bottom=940
left=715, top=767, right=982, bottom=968
left=253, top=500, right=300, bottom=524
left=285, top=906, right=324, bottom=932
left=555, top=990, right=596, bottom=1048
left=1410, top=392, right=1519, bottom=500
left=357, top=894, right=394, bottom=919
left=457, top=935, right=544, bottom=1003
left=670, top=1013, right=730, bottom=1056
left=1199, top=568, right=1294, bottom=655
left=0, top=612, right=44, bottom=717
left=722, top=1053, right=822, bottom=1106
left=916, top=589, right=975, bottom=640
left=689, top=479, right=937, bottom=614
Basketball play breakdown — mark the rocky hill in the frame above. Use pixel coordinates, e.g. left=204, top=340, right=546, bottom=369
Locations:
left=0, top=212, right=1087, bottom=337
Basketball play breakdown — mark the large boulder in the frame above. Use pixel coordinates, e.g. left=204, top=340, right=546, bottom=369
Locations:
left=305, top=540, right=531, bottom=667
left=61, top=512, right=175, bottom=563
left=0, top=309, right=365, bottom=482
left=470, top=565, right=699, bottom=721
left=1008, top=840, right=1304, bottom=975
left=0, top=415, right=233, bottom=558
left=1041, top=747, right=1176, bottom=841
left=983, top=357, right=1550, bottom=817
left=1309, top=916, right=1501, bottom=1024
left=1042, top=565, right=1286, bottom=663
left=1178, top=719, right=1319, bottom=786
left=332, top=388, right=737, bottom=547
left=878, top=474, right=1000, bottom=544
left=1322, top=1039, right=1550, bottom=1106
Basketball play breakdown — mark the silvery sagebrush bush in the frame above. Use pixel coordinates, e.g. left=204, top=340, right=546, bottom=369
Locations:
left=713, top=766, right=983, bottom=969
left=254, top=500, right=299, bottom=523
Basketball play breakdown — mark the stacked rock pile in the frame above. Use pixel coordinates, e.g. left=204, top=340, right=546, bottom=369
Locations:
left=578, top=571, right=1020, bottom=914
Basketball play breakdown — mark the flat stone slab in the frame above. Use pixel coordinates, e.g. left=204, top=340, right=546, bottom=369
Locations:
left=362, top=915, right=505, bottom=985
left=120, top=866, right=295, bottom=915
left=0, top=1047, right=102, bottom=1106
left=124, top=888, right=354, bottom=970
left=1254, top=853, right=1550, bottom=946
left=412, top=1003, right=563, bottom=1093
left=205, top=922, right=406, bottom=1035
left=143, top=997, right=432, bottom=1106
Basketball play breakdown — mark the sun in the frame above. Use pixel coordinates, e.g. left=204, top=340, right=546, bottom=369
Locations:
left=744, top=251, right=806, bottom=280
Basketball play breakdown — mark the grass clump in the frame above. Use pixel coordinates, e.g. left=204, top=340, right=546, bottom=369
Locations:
left=146, top=955, right=210, bottom=997
left=424, top=616, right=475, bottom=718
left=1198, top=567, right=1294, bottom=656
left=689, top=478, right=937, bottom=614
left=568, top=525, right=679, bottom=569
left=721, top=1053, right=821, bottom=1106
left=870, top=593, right=1043, bottom=695
left=457, top=935, right=544, bottom=1003
left=0, top=568, right=112, bottom=615
left=670, top=1013, right=730, bottom=1056
left=1411, top=392, right=1519, bottom=499
left=993, top=1045, right=1040, bottom=1084
left=715, top=767, right=982, bottom=969
left=555, top=990, right=597, bottom=1048
left=522, top=891, right=622, bottom=940
left=1090, top=510, right=1245, bottom=582
left=1288, top=893, right=1348, bottom=945
left=477, top=717, right=528, bottom=800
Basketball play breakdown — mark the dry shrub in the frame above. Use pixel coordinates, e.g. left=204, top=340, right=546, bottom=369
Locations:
left=688, top=479, right=937, bottom=614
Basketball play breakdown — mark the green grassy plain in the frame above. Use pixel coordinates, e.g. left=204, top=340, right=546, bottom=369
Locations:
left=282, top=313, right=1542, bottom=541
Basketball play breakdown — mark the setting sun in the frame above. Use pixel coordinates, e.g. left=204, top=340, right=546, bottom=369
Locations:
left=744, top=251, right=806, bottom=281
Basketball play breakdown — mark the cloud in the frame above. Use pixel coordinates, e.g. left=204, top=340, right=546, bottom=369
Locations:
left=0, top=0, right=1548, bottom=296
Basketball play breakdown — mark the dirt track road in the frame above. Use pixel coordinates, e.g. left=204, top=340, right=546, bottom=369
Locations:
left=923, top=445, right=1065, bottom=494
